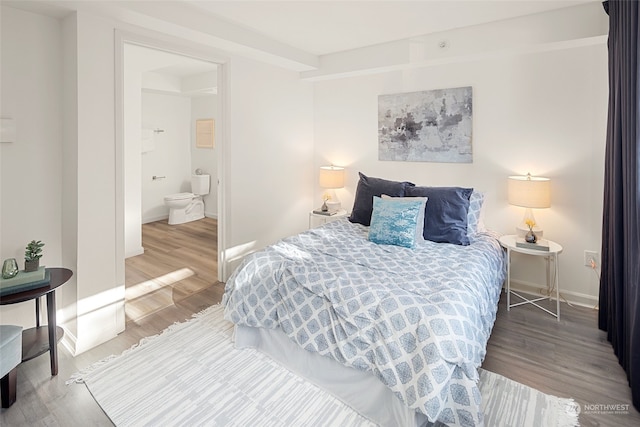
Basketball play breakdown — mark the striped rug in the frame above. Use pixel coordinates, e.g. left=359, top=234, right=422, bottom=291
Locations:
left=70, top=305, right=579, bottom=426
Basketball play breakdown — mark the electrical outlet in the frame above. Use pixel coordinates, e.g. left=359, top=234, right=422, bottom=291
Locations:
left=584, top=250, right=599, bottom=268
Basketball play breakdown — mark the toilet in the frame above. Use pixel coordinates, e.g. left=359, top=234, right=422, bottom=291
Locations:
left=164, top=174, right=210, bottom=225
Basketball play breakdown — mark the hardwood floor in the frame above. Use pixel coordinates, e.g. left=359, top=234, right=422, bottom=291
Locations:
left=1, top=222, right=638, bottom=426
left=484, top=296, right=640, bottom=427
left=125, top=217, right=222, bottom=324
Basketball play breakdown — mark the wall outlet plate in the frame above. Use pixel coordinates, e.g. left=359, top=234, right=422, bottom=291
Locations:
left=584, top=250, right=599, bottom=267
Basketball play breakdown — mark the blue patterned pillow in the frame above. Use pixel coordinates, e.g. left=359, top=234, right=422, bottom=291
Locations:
left=368, top=196, right=427, bottom=248
left=381, top=195, right=428, bottom=242
left=467, top=190, right=485, bottom=238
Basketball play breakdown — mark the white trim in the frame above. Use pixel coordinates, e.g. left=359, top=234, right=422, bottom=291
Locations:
left=217, top=61, right=229, bottom=282
left=125, top=247, right=145, bottom=259
left=114, top=30, right=126, bottom=334
left=60, top=325, right=77, bottom=357
left=142, top=214, right=169, bottom=224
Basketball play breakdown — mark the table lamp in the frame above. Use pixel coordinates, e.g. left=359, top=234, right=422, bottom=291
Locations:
left=507, top=173, right=551, bottom=239
left=319, top=165, right=345, bottom=212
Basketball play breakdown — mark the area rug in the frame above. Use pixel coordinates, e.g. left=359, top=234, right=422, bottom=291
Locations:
left=69, top=305, right=579, bottom=427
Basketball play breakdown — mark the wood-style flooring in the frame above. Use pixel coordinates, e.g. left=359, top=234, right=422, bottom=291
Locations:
left=125, top=217, right=222, bottom=324
left=1, top=220, right=638, bottom=425
left=484, top=297, right=640, bottom=426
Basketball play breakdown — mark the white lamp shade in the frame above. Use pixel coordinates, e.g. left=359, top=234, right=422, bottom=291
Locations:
left=319, top=166, right=345, bottom=189
left=507, top=175, right=551, bottom=208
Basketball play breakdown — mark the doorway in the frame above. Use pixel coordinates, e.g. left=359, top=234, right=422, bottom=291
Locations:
left=120, top=41, right=225, bottom=325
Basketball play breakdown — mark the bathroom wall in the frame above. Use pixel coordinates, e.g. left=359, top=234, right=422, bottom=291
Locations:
left=141, top=91, right=192, bottom=223
left=190, top=95, right=218, bottom=218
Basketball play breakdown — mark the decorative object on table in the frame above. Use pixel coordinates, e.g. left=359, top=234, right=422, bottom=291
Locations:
left=318, top=165, right=345, bottom=212
left=378, top=86, right=473, bottom=163
left=515, top=237, right=550, bottom=251
left=24, top=240, right=45, bottom=272
left=507, top=173, right=551, bottom=237
left=524, top=218, right=537, bottom=243
left=1, top=258, right=19, bottom=279
left=312, top=209, right=338, bottom=216
left=0, top=267, right=49, bottom=297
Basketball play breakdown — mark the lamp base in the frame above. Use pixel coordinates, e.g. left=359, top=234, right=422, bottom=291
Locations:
left=321, top=189, right=341, bottom=213
left=516, top=224, right=544, bottom=238
left=516, top=208, right=544, bottom=238
left=326, top=200, right=341, bottom=212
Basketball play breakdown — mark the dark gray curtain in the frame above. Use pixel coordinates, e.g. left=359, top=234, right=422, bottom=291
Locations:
left=599, top=0, right=640, bottom=411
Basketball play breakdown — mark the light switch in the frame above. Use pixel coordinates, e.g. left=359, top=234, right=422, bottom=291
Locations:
left=0, top=118, right=16, bottom=143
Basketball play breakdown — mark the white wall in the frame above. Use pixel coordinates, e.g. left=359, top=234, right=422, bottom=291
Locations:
left=224, top=56, right=314, bottom=273
left=141, top=92, right=192, bottom=223
left=191, top=95, right=218, bottom=218
left=1, top=5, right=315, bottom=353
left=0, top=6, right=64, bottom=328
left=313, top=44, right=607, bottom=306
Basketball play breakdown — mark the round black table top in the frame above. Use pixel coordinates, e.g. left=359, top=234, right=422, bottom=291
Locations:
left=0, top=267, right=73, bottom=305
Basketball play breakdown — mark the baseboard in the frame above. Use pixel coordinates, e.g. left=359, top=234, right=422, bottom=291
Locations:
left=509, top=279, right=599, bottom=309
left=125, top=247, right=144, bottom=258
left=142, top=214, right=169, bottom=224
left=142, top=214, right=214, bottom=224
left=60, top=325, right=77, bottom=356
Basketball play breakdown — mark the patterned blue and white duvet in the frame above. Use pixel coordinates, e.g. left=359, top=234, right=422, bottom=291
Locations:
left=223, top=219, right=506, bottom=426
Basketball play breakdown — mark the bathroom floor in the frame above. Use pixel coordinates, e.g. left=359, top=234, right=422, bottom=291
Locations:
left=124, top=217, right=223, bottom=324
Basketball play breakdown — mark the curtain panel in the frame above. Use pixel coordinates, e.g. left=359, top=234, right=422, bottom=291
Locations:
left=599, top=0, right=640, bottom=411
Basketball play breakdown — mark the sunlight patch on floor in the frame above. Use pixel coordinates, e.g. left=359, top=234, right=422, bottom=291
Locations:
left=125, top=267, right=195, bottom=300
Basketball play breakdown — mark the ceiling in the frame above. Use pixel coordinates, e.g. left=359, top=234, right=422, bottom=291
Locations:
left=6, top=1, right=593, bottom=57
left=187, top=0, right=591, bottom=56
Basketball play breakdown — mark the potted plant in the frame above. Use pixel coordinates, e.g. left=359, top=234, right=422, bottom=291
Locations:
left=24, top=240, right=45, bottom=272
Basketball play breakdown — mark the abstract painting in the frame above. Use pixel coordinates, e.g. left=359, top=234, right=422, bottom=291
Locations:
left=378, top=86, right=473, bottom=163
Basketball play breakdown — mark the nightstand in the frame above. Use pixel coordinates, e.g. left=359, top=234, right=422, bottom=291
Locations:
left=309, top=209, right=348, bottom=228
left=499, top=234, right=564, bottom=321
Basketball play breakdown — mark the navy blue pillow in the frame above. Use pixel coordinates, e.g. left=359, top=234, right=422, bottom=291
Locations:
left=349, top=172, right=414, bottom=226
left=404, top=186, right=473, bottom=245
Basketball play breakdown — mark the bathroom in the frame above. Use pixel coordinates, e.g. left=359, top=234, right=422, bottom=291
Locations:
left=141, top=83, right=217, bottom=226
left=123, top=43, right=219, bottom=258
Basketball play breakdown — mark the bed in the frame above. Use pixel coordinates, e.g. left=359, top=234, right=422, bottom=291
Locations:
left=223, top=174, right=506, bottom=427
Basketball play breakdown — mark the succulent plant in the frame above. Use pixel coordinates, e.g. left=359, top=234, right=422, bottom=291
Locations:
left=25, top=240, right=45, bottom=262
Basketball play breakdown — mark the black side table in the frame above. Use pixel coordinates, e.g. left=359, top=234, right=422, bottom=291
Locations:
left=0, top=268, right=73, bottom=376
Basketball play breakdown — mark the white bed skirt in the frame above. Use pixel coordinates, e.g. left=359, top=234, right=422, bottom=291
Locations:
left=234, top=324, right=429, bottom=427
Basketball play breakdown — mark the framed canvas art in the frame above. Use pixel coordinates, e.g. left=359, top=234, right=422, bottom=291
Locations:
left=378, top=86, right=472, bottom=163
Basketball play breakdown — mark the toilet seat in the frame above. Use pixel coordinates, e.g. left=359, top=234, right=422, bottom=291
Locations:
left=164, top=192, right=194, bottom=202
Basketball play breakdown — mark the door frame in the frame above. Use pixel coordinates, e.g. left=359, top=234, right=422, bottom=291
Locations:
left=114, top=29, right=229, bottom=330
